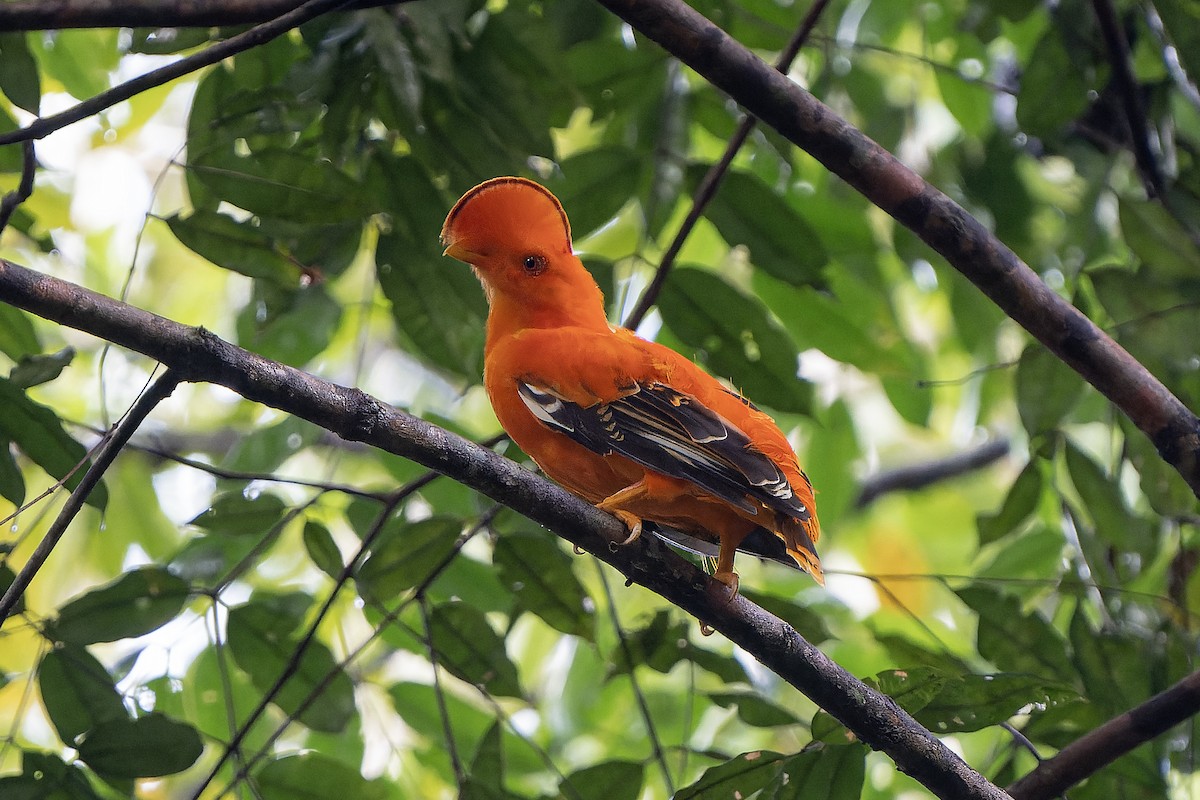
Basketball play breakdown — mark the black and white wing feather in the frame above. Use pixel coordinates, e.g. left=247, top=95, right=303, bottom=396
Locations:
left=516, top=381, right=810, bottom=523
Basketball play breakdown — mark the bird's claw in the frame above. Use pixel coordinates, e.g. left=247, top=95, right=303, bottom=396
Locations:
left=712, top=570, right=740, bottom=603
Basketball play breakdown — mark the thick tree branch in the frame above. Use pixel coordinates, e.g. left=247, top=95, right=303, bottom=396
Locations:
left=0, top=0, right=402, bottom=31
left=594, top=0, right=1200, bottom=499
left=856, top=439, right=1010, bottom=508
left=0, top=258, right=1008, bottom=800
left=1008, top=667, right=1200, bottom=799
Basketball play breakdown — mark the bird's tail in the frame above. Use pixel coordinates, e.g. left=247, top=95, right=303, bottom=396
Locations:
left=781, top=514, right=824, bottom=586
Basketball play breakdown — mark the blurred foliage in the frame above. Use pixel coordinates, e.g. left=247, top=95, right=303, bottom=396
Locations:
left=1, top=0, right=1199, bottom=798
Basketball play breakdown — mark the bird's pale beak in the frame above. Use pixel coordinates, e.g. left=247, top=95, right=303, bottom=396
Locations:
left=442, top=241, right=481, bottom=265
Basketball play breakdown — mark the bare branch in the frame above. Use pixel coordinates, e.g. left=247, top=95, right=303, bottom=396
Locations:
left=593, top=0, right=1200, bottom=500
left=1008, top=667, right=1200, bottom=799
left=0, top=0, right=402, bottom=31
left=0, top=0, right=354, bottom=147
left=0, top=142, right=36, bottom=237
left=856, top=439, right=1011, bottom=508
left=0, top=258, right=1009, bottom=800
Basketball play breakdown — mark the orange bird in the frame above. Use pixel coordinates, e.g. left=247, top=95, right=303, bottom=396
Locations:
left=440, top=177, right=822, bottom=595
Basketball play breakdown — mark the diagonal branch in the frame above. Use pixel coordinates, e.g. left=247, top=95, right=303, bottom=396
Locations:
left=0, top=258, right=1008, bottom=800
left=593, top=0, right=1200, bottom=500
left=0, top=0, right=404, bottom=31
left=1008, top=667, right=1200, bottom=799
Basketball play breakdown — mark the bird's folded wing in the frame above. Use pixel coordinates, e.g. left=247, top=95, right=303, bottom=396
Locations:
left=516, top=380, right=811, bottom=523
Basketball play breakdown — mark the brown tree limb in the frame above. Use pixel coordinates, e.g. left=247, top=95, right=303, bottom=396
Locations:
left=593, top=0, right=1200, bottom=500
left=1008, top=667, right=1200, bottom=799
left=0, top=0, right=401, bottom=31
left=0, top=257, right=1009, bottom=800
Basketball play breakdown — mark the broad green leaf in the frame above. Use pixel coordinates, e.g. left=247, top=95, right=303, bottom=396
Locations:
left=257, top=753, right=389, bottom=800
left=190, top=148, right=364, bottom=223
left=9, top=347, right=74, bottom=389
left=0, top=304, right=40, bottom=360
left=675, top=751, right=785, bottom=799
left=1064, top=439, right=1151, bottom=556
left=1069, top=605, right=1148, bottom=717
left=427, top=600, right=522, bottom=698
left=29, top=29, right=118, bottom=100
left=707, top=690, right=800, bottom=727
left=235, top=282, right=343, bottom=366
left=38, top=646, right=127, bottom=745
left=188, top=492, right=287, bottom=537
left=0, top=377, right=107, bottom=509
left=976, top=459, right=1043, bottom=545
left=544, top=147, right=640, bottom=237
left=166, top=210, right=301, bottom=284
left=1015, top=344, right=1085, bottom=437
left=957, top=587, right=1073, bottom=678
left=128, top=26, right=213, bottom=55
left=763, top=744, right=867, bottom=800
left=466, top=722, right=504, bottom=794
left=690, top=167, right=828, bottom=288
left=0, top=34, right=42, bottom=113
left=916, top=673, right=1078, bottom=734
left=658, top=267, right=812, bottom=414
left=303, top=520, right=344, bottom=579
left=222, top=415, right=324, bottom=474
left=76, top=714, right=203, bottom=779
left=1118, top=197, right=1200, bottom=279
left=227, top=598, right=356, bottom=733
left=742, top=589, right=832, bottom=645
left=168, top=533, right=261, bottom=584
left=0, top=751, right=101, bottom=800
left=560, top=761, right=644, bottom=800
left=607, top=609, right=691, bottom=677
left=47, top=567, right=190, bottom=645
left=355, top=516, right=462, bottom=604
left=0, top=439, right=25, bottom=506
left=1016, top=23, right=1105, bottom=137
left=493, top=531, right=594, bottom=641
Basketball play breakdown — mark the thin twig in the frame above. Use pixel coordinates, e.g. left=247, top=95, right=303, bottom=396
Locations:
left=420, top=595, right=465, bottom=791
left=1091, top=0, right=1165, bottom=197
left=0, top=370, right=180, bottom=622
left=0, top=0, right=404, bottom=30
left=856, top=439, right=1011, bottom=507
left=0, top=0, right=357, bottom=147
left=622, top=0, right=833, bottom=329
left=0, top=141, right=36, bottom=237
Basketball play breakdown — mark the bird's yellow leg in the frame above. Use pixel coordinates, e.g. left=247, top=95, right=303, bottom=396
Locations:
left=712, top=538, right=740, bottom=600
left=596, top=482, right=649, bottom=546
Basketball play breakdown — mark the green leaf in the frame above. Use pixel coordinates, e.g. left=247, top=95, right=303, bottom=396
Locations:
left=916, top=673, right=1078, bottom=734
left=0, top=35, right=39, bottom=115
left=741, top=590, right=833, bottom=645
left=355, top=516, right=461, bottom=604
left=1069, top=604, right=1147, bottom=716
left=9, top=347, right=74, bottom=389
left=658, top=268, right=812, bottom=414
left=76, top=713, right=203, bottom=779
left=0, top=439, right=25, bottom=507
left=1064, top=439, right=1151, bottom=556
left=1016, top=23, right=1105, bottom=138
left=427, top=600, right=522, bottom=698
left=257, top=753, right=389, bottom=800
left=763, top=744, right=867, bottom=800
left=227, top=597, right=357, bottom=733
left=465, top=722, right=505, bottom=795
left=1118, top=197, right=1200, bottom=279
left=560, top=760, right=644, bottom=800
left=236, top=282, right=343, bottom=366
left=29, top=29, right=119, bottom=101
left=976, top=459, right=1043, bottom=545
left=38, top=645, right=127, bottom=745
left=1015, top=344, right=1085, bottom=436
left=493, top=531, right=594, bottom=641
left=0, top=377, right=107, bottom=509
left=303, top=520, right=344, bottom=579
left=544, top=147, right=640, bottom=237
left=675, top=751, right=785, bottom=799
left=689, top=167, right=828, bottom=288
left=0, top=751, right=102, bottom=800
left=188, top=492, right=287, bottom=537
left=957, top=587, right=1073, bottom=678
left=190, top=148, right=364, bottom=223
left=47, top=567, right=190, bottom=645
left=0, top=304, right=41, bottom=360
left=166, top=210, right=301, bottom=284
left=707, top=690, right=800, bottom=727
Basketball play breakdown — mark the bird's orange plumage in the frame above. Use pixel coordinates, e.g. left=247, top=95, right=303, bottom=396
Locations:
left=441, top=177, right=822, bottom=593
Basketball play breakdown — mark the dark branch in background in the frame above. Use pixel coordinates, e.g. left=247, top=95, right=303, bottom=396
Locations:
left=1008, top=667, right=1200, bottom=799
left=0, top=0, right=357, bottom=147
left=1145, top=2, right=1200, bottom=114
left=0, top=370, right=180, bottom=622
left=0, top=259, right=1008, bottom=800
left=856, top=439, right=1011, bottom=508
left=0, top=0, right=401, bottom=30
left=622, top=0, right=832, bottom=330
left=0, top=142, right=36, bottom=237
left=1091, top=0, right=1165, bottom=198
left=595, top=0, right=1200, bottom=500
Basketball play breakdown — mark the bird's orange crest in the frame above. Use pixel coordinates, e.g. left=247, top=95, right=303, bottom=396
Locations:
left=440, top=177, right=572, bottom=261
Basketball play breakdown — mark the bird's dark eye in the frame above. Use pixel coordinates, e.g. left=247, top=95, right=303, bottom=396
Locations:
left=522, top=254, right=548, bottom=275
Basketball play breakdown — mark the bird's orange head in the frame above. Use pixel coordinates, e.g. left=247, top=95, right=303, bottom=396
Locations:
left=441, top=177, right=608, bottom=333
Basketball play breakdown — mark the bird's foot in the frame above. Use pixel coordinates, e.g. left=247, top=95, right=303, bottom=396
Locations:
left=602, top=508, right=643, bottom=551
left=711, top=569, right=740, bottom=603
